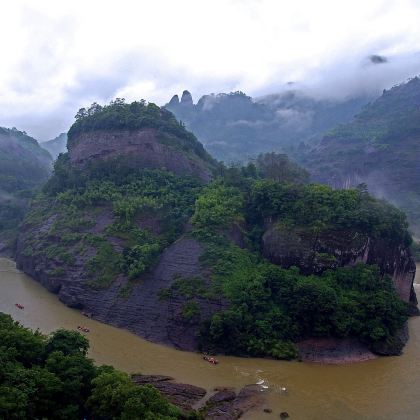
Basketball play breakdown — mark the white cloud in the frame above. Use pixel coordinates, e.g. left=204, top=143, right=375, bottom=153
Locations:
left=0, top=0, right=419, bottom=139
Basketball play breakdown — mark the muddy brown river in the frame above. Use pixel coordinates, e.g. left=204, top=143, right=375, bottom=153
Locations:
left=1, top=257, right=419, bottom=419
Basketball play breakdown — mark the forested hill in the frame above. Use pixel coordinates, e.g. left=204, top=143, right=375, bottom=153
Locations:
left=300, top=76, right=420, bottom=235
left=14, top=100, right=417, bottom=360
left=0, top=127, right=52, bottom=251
left=165, top=90, right=370, bottom=162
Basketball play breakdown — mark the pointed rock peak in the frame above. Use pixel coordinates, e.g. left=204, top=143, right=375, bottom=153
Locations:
left=168, top=94, right=179, bottom=106
left=180, top=90, right=193, bottom=106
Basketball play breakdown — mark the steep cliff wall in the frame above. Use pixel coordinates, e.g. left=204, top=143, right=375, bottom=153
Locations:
left=68, top=129, right=213, bottom=183
left=15, top=208, right=226, bottom=351
left=262, top=224, right=417, bottom=311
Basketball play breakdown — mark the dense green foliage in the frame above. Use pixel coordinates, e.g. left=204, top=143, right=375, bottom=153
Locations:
left=68, top=99, right=213, bottom=164
left=191, top=177, right=410, bottom=358
left=0, top=313, right=185, bottom=419
left=249, top=180, right=411, bottom=246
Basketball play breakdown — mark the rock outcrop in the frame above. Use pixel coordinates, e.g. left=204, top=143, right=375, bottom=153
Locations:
left=131, top=375, right=265, bottom=419
left=68, top=128, right=213, bottom=183
left=297, top=337, right=377, bottom=363
left=262, top=224, right=417, bottom=307
left=16, top=207, right=227, bottom=350
left=131, top=375, right=206, bottom=411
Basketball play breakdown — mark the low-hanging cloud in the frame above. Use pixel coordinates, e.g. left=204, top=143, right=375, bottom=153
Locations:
left=0, top=0, right=419, bottom=140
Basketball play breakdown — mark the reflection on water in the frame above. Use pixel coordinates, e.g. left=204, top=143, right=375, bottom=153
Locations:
left=1, top=257, right=420, bottom=420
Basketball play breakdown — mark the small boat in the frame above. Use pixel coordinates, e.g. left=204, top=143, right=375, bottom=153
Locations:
left=203, top=355, right=219, bottom=365
left=77, top=326, right=90, bottom=333
left=15, top=303, right=24, bottom=310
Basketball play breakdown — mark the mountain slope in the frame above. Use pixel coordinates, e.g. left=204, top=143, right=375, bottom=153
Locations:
left=300, top=76, right=420, bottom=235
left=41, top=132, right=67, bottom=160
left=166, top=90, right=370, bottom=162
left=0, top=127, right=52, bottom=251
left=15, top=100, right=416, bottom=360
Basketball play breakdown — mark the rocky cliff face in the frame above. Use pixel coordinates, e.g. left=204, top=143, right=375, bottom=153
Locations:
left=15, top=207, right=226, bottom=351
left=68, top=128, right=213, bottom=183
left=262, top=223, right=417, bottom=309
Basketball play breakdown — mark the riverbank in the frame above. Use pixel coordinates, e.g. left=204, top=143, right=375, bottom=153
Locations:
left=2, top=257, right=420, bottom=419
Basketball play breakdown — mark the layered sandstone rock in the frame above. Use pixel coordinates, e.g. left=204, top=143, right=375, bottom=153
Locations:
left=68, top=128, right=213, bottom=182
left=262, top=224, right=417, bottom=307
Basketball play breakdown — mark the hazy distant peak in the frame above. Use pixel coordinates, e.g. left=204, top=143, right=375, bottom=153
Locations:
left=168, top=94, right=180, bottom=106
left=180, top=90, right=193, bottom=106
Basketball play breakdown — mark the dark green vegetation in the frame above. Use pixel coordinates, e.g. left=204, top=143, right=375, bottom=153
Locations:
left=166, top=90, right=370, bottom=162
left=301, top=76, right=420, bottom=236
left=0, top=127, right=52, bottom=250
left=0, top=313, right=192, bottom=419
left=190, top=177, right=410, bottom=358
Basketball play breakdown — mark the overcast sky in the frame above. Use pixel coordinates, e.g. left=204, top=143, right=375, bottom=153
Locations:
left=1, top=0, right=420, bottom=140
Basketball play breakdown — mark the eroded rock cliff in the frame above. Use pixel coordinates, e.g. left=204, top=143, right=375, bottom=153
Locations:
left=262, top=224, right=417, bottom=309
left=69, top=128, right=213, bottom=183
left=16, top=207, right=226, bottom=350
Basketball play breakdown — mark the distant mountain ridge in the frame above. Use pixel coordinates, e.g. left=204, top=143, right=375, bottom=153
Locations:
left=41, top=132, right=67, bottom=160
left=0, top=127, right=52, bottom=251
left=300, top=76, right=420, bottom=235
left=166, top=89, right=371, bottom=162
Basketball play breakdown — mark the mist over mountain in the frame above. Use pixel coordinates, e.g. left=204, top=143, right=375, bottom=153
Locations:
left=41, top=133, right=68, bottom=160
left=0, top=127, right=52, bottom=251
left=300, top=76, right=420, bottom=236
left=165, top=89, right=372, bottom=162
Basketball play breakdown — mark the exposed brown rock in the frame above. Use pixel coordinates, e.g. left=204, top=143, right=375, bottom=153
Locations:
left=131, top=376, right=265, bottom=419
left=262, top=224, right=416, bottom=304
left=16, top=214, right=227, bottom=350
left=68, top=128, right=212, bottom=182
left=204, top=385, right=264, bottom=420
left=208, top=389, right=236, bottom=404
left=131, top=374, right=206, bottom=411
left=298, top=337, right=377, bottom=363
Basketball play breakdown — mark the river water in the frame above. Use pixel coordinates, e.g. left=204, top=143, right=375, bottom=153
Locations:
left=1, top=257, right=419, bottom=419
